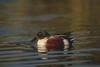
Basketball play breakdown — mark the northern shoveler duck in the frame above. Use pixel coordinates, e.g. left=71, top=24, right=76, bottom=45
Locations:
left=31, top=31, right=74, bottom=59
left=31, top=31, right=74, bottom=52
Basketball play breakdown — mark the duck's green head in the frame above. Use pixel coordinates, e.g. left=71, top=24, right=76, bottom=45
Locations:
left=37, top=30, right=50, bottom=38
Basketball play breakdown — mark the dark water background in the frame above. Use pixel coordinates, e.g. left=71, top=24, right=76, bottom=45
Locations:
left=0, top=0, right=100, bottom=67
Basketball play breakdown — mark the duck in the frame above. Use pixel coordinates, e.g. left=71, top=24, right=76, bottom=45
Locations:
left=31, top=31, right=74, bottom=52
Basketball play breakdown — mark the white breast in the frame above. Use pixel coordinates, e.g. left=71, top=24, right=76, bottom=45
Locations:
left=37, top=37, right=48, bottom=52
